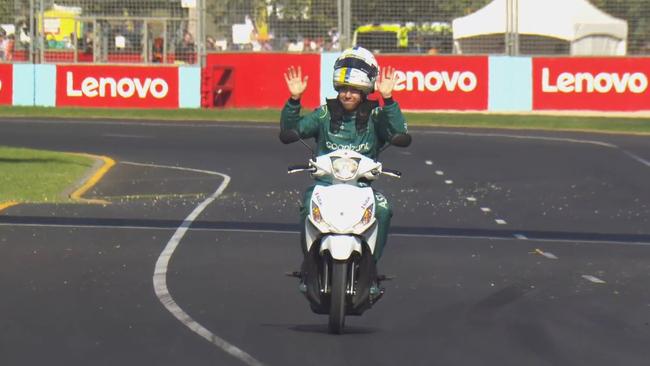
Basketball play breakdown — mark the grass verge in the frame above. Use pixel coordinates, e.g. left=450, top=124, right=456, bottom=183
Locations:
left=0, top=146, right=95, bottom=203
left=1, top=106, right=650, bottom=135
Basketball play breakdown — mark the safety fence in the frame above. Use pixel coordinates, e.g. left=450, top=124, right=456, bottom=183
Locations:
left=1, top=54, right=649, bottom=111
left=0, top=0, right=199, bottom=64
left=0, top=0, right=649, bottom=66
left=200, top=0, right=650, bottom=56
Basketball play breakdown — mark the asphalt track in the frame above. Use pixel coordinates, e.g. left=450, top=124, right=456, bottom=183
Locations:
left=0, top=118, right=649, bottom=366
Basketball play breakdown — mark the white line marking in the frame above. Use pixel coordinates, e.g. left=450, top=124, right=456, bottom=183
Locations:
left=389, top=232, right=650, bottom=246
left=130, top=161, right=265, bottom=366
left=514, top=234, right=528, bottom=240
left=0, top=222, right=295, bottom=235
left=582, top=275, right=606, bottom=284
left=419, top=130, right=619, bottom=148
left=466, top=197, right=477, bottom=202
left=425, top=160, right=433, bottom=165
left=481, top=207, right=492, bottom=213
left=495, top=219, right=507, bottom=225
left=435, top=170, right=444, bottom=175
left=419, top=130, right=650, bottom=169
left=5, top=222, right=650, bottom=247
left=122, top=161, right=225, bottom=176
left=445, top=180, right=453, bottom=184
left=103, top=133, right=153, bottom=139
left=0, top=119, right=278, bottom=129
left=622, top=150, right=650, bottom=167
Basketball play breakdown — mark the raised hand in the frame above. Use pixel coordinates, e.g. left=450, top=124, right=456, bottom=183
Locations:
left=284, top=66, right=309, bottom=100
left=376, top=66, right=396, bottom=99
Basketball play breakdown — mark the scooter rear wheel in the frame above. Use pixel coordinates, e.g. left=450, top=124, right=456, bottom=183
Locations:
left=328, top=261, right=347, bottom=334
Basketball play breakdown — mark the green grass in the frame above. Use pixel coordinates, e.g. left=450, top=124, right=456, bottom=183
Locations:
left=1, top=106, right=650, bottom=134
left=0, top=146, right=94, bottom=203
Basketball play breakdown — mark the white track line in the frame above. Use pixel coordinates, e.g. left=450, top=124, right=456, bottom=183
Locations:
left=125, top=161, right=265, bottom=366
left=420, top=130, right=650, bottom=169
left=621, top=150, right=650, bottom=167
left=5, top=222, right=650, bottom=247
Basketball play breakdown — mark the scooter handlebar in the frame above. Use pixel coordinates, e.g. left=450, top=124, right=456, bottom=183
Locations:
left=288, top=164, right=316, bottom=174
left=382, top=168, right=402, bottom=178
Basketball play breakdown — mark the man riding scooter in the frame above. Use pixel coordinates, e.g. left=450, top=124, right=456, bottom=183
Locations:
left=281, top=46, right=410, bottom=262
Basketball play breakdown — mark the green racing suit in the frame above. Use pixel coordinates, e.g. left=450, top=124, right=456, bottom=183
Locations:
left=280, top=96, right=408, bottom=260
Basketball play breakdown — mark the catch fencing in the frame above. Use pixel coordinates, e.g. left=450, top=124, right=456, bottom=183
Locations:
left=0, top=0, right=648, bottom=65
left=0, top=0, right=201, bottom=64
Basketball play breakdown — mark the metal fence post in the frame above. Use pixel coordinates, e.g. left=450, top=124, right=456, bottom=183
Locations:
left=199, top=0, right=206, bottom=67
left=38, top=0, right=44, bottom=63
left=342, top=0, right=351, bottom=49
left=29, top=0, right=35, bottom=63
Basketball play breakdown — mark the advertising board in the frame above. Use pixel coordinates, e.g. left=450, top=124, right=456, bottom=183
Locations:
left=56, top=65, right=179, bottom=108
left=205, top=53, right=321, bottom=108
left=374, top=55, right=488, bottom=110
left=533, top=58, right=650, bottom=111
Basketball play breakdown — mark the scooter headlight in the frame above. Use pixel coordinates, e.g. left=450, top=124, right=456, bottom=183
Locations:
left=331, top=157, right=359, bottom=181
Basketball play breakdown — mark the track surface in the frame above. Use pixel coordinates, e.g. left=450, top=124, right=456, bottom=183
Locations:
left=1, top=119, right=649, bottom=366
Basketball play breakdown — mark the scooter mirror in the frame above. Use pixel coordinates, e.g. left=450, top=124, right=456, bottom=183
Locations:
left=390, top=133, right=412, bottom=147
left=279, top=129, right=301, bottom=144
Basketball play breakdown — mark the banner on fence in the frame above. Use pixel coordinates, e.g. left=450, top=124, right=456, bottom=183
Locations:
left=205, top=53, right=321, bottom=108
left=0, top=64, right=13, bottom=105
left=375, top=55, right=489, bottom=110
left=56, top=65, right=179, bottom=108
left=533, top=57, right=650, bottom=111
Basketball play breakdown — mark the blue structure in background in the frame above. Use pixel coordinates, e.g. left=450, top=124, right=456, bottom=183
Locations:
left=320, top=52, right=339, bottom=104
left=179, top=66, right=201, bottom=108
left=12, top=64, right=36, bottom=106
left=488, top=56, right=532, bottom=112
left=14, top=64, right=56, bottom=107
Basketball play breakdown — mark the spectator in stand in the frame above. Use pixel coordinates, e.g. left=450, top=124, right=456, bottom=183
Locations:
left=287, top=37, right=304, bottom=52
left=328, top=28, right=340, bottom=51
left=175, top=30, right=195, bottom=63
left=152, top=37, right=164, bottom=63
left=206, top=36, right=217, bottom=50
left=4, top=34, right=15, bottom=61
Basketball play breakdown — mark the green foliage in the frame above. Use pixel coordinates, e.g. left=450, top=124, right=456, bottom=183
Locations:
left=591, top=0, right=650, bottom=54
left=0, top=0, right=13, bottom=24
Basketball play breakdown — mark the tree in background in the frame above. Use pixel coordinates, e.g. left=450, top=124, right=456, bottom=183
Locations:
left=591, top=0, right=650, bottom=54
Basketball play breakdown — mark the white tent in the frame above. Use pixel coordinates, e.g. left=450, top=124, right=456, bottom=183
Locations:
left=452, top=0, right=628, bottom=55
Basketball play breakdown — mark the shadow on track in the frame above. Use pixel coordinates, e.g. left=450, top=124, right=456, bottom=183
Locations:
left=261, top=323, right=379, bottom=335
left=2, top=215, right=650, bottom=245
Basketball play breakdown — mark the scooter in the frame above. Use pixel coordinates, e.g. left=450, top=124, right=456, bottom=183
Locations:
left=280, top=129, right=411, bottom=334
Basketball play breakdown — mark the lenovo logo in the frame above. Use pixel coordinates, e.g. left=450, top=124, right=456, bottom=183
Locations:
left=541, top=67, right=648, bottom=94
left=393, top=70, right=478, bottom=93
left=66, top=72, right=169, bottom=99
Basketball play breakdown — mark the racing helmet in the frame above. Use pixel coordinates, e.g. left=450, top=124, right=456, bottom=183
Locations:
left=332, top=46, right=379, bottom=94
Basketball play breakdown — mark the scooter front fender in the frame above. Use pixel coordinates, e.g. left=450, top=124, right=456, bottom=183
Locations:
left=320, top=235, right=362, bottom=260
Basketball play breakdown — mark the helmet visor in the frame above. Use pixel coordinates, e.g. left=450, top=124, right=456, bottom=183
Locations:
left=334, top=57, right=378, bottom=79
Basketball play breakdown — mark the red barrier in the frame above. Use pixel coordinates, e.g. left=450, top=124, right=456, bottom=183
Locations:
left=375, top=55, right=489, bottom=110
left=205, top=53, right=321, bottom=108
left=0, top=64, right=12, bottom=105
left=56, top=65, right=179, bottom=108
left=533, top=57, right=650, bottom=111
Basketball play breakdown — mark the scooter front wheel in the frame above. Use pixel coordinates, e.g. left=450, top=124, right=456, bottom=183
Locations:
left=328, top=261, right=347, bottom=334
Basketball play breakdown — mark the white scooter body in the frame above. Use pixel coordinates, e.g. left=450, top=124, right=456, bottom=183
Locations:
left=301, top=150, right=384, bottom=260
left=307, top=184, right=377, bottom=259
left=284, top=143, right=405, bottom=333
